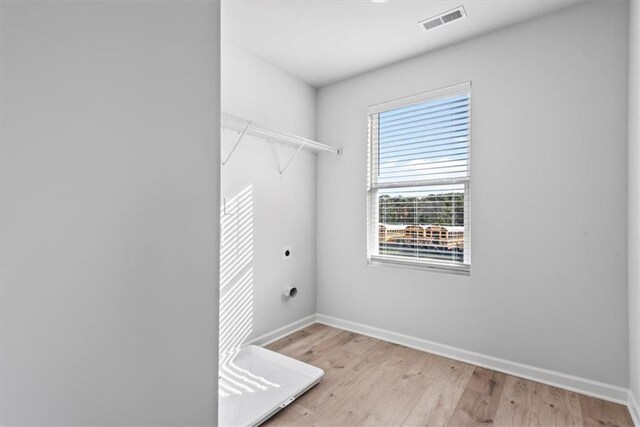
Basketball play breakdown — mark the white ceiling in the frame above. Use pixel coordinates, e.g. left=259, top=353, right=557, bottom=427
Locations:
left=222, top=0, right=585, bottom=88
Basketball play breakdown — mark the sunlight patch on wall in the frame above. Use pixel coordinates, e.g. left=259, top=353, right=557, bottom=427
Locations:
left=218, top=185, right=280, bottom=397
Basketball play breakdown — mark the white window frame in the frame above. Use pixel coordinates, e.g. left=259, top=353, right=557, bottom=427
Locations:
left=366, top=81, right=471, bottom=275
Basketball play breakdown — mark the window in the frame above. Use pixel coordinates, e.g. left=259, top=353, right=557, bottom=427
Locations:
left=367, top=82, right=471, bottom=274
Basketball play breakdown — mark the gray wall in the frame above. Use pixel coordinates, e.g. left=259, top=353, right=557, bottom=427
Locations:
left=629, top=0, right=640, bottom=409
left=317, top=0, right=630, bottom=387
left=220, top=47, right=317, bottom=345
left=0, top=2, right=220, bottom=425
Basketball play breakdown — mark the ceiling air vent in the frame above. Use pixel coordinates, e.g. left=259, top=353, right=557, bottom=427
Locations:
left=419, top=6, right=466, bottom=32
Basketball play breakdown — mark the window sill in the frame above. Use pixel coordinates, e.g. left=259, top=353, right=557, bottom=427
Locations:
left=368, top=255, right=470, bottom=276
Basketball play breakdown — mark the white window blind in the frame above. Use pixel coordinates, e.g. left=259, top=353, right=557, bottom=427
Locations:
left=367, top=82, right=471, bottom=273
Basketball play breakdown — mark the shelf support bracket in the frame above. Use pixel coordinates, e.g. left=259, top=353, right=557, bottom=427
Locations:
left=278, top=139, right=308, bottom=176
left=221, top=121, right=251, bottom=166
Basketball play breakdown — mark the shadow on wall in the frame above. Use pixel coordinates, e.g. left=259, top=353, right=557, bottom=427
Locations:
left=219, top=185, right=279, bottom=397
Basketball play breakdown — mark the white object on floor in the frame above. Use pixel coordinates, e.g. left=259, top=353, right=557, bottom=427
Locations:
left=218, top=345, right=324, bottom=427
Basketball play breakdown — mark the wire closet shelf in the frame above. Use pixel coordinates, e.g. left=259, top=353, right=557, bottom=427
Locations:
left=222, top=111, right=340, bottom=156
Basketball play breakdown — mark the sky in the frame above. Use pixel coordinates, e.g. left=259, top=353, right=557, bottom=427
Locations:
left=373, top=93, right=470, bottom=193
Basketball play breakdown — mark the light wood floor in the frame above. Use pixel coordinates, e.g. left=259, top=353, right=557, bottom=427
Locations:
left=263, top=324, right=633, bottom=427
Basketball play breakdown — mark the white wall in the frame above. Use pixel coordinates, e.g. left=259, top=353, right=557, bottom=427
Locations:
left=0, top=3, right=220, bottom=425
left=629, top=0, right=640, bottom=415
left=317, top=0, right=630, bottom=387
left=220, top=46, right=317, bottom=345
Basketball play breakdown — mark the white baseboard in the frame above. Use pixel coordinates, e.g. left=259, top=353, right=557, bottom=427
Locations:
left=248, top=314, right=317, bottom=347
left=315, top=313, right=629, bottom=405
left=629, top=390, right=640, bottom=427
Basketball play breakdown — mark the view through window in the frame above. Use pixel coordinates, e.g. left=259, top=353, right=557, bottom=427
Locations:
left=367, top=82, right=471, bottom=272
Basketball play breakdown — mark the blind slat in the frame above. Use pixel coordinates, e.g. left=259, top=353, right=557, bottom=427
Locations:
left=376, top=137, right=469, bottom=156
left=377, top=130, right=469, bottom=149
left=375, top=107, right=470, bottom=132
left=377, top=99, right=469, bottom=125
left=376, top=124, right=469, bottom=145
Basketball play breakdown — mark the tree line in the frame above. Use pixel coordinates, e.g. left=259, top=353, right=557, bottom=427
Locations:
left=379, top=192, right=464, bottom=226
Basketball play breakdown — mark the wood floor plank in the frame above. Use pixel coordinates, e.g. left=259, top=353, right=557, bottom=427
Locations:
left=294, top=339, right=397, bottom=416
left=262, top=403, right=319, bottom=427
left=361, top=338, right=418, bottom=365
left=272, top=325, right=345, bottom=360
left=265, top=329, right=310, bottom=352
left=315, top=343, right=429, bottom=425
left=538, top=384, right=583, bottom=426
left=446, top=366, right=506, bottom=426
left=494, top=376, right=583, bottom=426
left=304, top=323, right=331, bottom=334
left=295, top=330, right=356, bottom=364
left=493, top=375, right=541, bottom=426
left=291, top=334, right=391, bottom=417
left=579, top=394, right=633, bottom=427
left=294, top=347, right=365, bottom=414
left=340, top=332, right=380, bottom=356
left=360, top=350, right=438, bottom=426
left=401, top=357, right=475, bottom=426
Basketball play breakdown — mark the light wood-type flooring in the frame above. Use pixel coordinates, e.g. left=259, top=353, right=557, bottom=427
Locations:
left=263, top=324, right=633, bottom=427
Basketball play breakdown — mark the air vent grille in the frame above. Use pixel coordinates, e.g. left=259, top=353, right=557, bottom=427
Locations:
left=419, top=6, right=466, bottom=32
left=422, top=18, right=443, bottom=31
left=441, top=9, right=463, bottom=23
